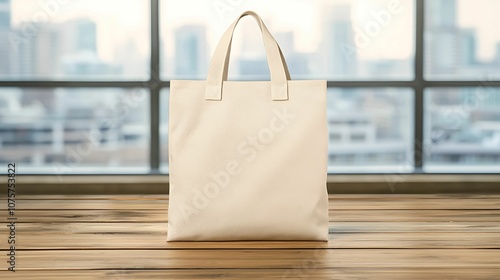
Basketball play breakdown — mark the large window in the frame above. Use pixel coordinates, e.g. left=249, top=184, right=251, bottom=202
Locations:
left=424, top=0, right=500, bottom=80
left=423, top=0, right=500, bottom=173
left=327, top=88, right=414, bottom=172
left=0, top=0, right=499, bottom=174
left=0, top=88, right=150, bottom=173
left=0, top=0, right=150, bottom=80
left=424, top=87, right=500, bottom=172
left=160, top=0, right=415, bottom=80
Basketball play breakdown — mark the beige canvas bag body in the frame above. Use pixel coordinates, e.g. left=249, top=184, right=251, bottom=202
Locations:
left=167, top=11, right=328, bottom=241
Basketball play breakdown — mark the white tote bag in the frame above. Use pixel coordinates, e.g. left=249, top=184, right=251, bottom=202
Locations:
left=167, top=11, right=328, bottom=241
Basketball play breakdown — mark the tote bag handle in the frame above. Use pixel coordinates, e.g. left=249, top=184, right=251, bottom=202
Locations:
left=206, top=11, right=290, bottom=101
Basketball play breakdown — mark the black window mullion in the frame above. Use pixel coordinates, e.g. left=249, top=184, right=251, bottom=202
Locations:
left=414, top=0, right=425, bottom=171
left=150, top=0, right=161, bottom=172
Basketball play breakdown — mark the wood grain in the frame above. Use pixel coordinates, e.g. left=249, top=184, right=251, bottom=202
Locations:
left=0, top=194, right=499, bottom=279
left=12, top=194, right=500, bottom=210
left=2, top=231, right=499, bottom=250
left=5, top=221, right=500, bottom=233
left=8, top=249, right=500, bottom=270
left=2, top=209, right=499, bottom=222
left=4, top=268, right=500, bottom=280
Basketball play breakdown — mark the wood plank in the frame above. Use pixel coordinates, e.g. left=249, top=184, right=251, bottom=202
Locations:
left=7, top=194, right=500, bottom=210
left=15, top=199, right=168, bottom=210
left=2, top=209, right=500, bottom=222
left=329, top=209, right=500, bottom=222
left=5, top=221, right=500, bottom=234
left=3, top=231, right=500, bottom=250
left=10, top=194, right=499, bottom=200
left=332, top=221, right=500, bottom=232
left=1, top=221, right=499, bottom=250
left=3, top=268, right=500, bottom=280
left=6, top=249, right=500, bottom=270
left=330, top=198, right=500, bottom=210
left=12, top=195, right=168, bottom=200
left=12, top=197, right=500, bottom=210
left=5, top=222, right=166, bottom=234
left=0, top=210, right=168, bottom=222
left=331, top=194, right=500, bottom=199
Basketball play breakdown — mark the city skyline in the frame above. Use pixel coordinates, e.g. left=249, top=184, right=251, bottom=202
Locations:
left=4, top=1, right=500, bottom=59
left=0, top=0, right=499, bottom=172
left=1, top=0, right=499, bottom=80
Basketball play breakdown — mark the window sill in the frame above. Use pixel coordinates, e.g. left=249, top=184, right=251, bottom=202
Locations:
left=1, top=174, right=499, bottom=194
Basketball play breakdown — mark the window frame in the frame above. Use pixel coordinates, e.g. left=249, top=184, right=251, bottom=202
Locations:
left=1, top=0, right=500, bottom=175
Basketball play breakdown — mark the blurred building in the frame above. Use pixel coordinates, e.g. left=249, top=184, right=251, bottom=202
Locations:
left=59, top=19, right=121, bottom=76
left=274, top=31, right=310, bottom=77
left=0, top=11, right=142, bottom=167
left=0, top=0, right=9, bottom=28
left=10, top=22, right=59, bottom=77
left=322, top=4, right=357, bottom=77
left=428, top=87, right=500, bottom=166
left=9, top=18, right=120, bottom=77
left=174, top=25, right=207, bottom=78
left=237, top=23, right=276, bottom=79
left=425, top=0, right=500, bottom=78
left=425, top=0, right=460, bottom=76
left=0, top=89, right=147, bottom=167
left=0, top=0, right=11, bottom=75
left=459, top=28, right=477, bottom=66
left=327, top=90, right=411, bottom=169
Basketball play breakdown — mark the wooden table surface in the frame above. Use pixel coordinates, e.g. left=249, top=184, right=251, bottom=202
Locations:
left=1, top=194, right=500, bottom=279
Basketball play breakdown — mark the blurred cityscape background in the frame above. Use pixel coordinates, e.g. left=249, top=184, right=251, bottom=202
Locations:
left=0, top=0, right=499, bottom=173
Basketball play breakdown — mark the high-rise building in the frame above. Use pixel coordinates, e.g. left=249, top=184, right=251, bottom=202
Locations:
left=322, top=4, right=357, bottom=77
left=8, top=25, right=33, bottom=76
left=57, top=19, right=97, bottom=55
left=459, top=28, right=477, bottom=66
left=10, top=22, right=60, bottom=77
left=274, top=31, right=310, bottom=77
left=174, top=25, right=207, bottom=77
left=425, top=0, right=460, bottom=76
left=236, top=22, right=270, bottom=78
left=426, top=0, right=456, bottom=28
left=57, top=19, right=120, bottom=76
left=11, top=18, right=118, bottom=77
left=0, top=0, right=10, bottom=29
left=0, top=0, right=11, bottom=76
